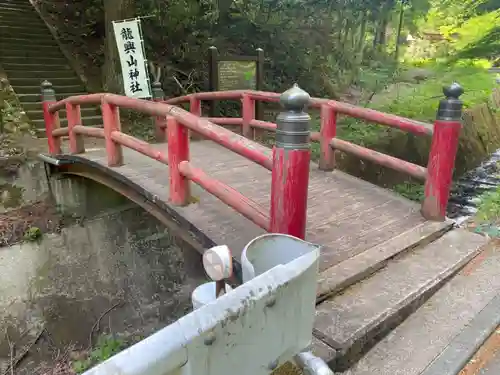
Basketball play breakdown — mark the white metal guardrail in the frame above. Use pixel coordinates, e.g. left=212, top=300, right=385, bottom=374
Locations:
left=82, top=234, right=333, bottom=375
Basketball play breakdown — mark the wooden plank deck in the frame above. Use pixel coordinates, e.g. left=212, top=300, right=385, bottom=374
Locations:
left=58, top=139, right=447, bottom=279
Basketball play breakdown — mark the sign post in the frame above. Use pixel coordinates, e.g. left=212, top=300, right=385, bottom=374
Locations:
left=112, top=18, right=152, bottom=99
left=208, top=46, right=264, bottom=119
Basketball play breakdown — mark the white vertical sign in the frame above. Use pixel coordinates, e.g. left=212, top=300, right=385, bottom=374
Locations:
left=112, top=18, right=151, bottom=99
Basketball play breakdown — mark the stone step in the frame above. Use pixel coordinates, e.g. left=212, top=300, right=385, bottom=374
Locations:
left=14, top=85, right=85, bottom=95
left=313, top=228, right=489, bottom=371
left=0, top=47, right=64, bottom=58
left=17, top=91, right=83, bottom=103
left=0, top=56, right=68, bottom=65
left=26, top=107, right=100, bottom=121
left=0, top=22, right=47, bottom=31
left=0, top=28, right=54, bottom=40
left=0, top=13, right=44, bottom=24
left=0, top=42, right=58, bottom=52
left=316, top=220, right=453, bottom=302
left=0, top=13, right=45, bottom=23
left=8, top=77, right=82, bottom=86
left=31, top=115, right=103, bottom=128
left=336, top=238, right=500, bottom=375
left=0, top=12, right=40, bottom=22
left=0, top=36, right=58, bottom=46
left=2, top=62, right=71, bottom=72
left=0, top=0, right=33, bottom=8
left=0, top=4, right=33, bottom=12
left=3, top=69, right=76, bottom=79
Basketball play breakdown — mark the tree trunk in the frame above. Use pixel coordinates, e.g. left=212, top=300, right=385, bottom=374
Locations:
left=103, top=0, right=136, bottom=94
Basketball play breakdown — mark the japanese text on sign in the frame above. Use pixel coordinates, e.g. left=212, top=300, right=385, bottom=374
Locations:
left=112, top=19, right=151, bottom=99
left=218, top=61, right=257, bottom=91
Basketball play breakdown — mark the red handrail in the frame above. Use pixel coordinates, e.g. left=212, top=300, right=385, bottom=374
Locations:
left=178, top=161, right=270, bottom=230
left=42, top=89, right=272, bottom=231
left=42, top=82, right=461, bottom=224
left=164, top=90, right=433, bottom=136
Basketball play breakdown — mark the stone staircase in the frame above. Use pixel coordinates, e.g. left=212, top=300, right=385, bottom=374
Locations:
left=310, top=225, right=500, bottom=375
left=0, top=0, right=101, bottom=135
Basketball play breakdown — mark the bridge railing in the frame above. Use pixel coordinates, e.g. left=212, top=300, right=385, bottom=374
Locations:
left=41, top=81, right=303, bottom=236
left=41, top=80, right=464, bottom=225
left=163, top=84, right=464, bottom=221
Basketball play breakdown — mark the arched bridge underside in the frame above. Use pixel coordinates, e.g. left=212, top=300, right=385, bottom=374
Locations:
left=44, top=139, right=452, bottom=298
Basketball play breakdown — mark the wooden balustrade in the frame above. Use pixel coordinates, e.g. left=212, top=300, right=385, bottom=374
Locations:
left=41, top=80, right=464, bottom=224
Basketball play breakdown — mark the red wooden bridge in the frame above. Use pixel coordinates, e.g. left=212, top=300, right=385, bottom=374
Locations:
left=39, top=80, right=463, bottom=359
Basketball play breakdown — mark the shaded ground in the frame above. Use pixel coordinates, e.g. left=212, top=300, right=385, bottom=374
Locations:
left=0, top=198, right=66, bottom=247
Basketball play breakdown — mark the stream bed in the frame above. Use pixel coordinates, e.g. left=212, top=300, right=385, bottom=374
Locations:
left=0, top=161, right=206, bottom=374
left=448, top=149, right=500, bottom=225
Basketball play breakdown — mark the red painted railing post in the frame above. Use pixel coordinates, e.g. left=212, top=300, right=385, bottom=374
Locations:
left=189, top=95, right=202, bottom=141
left=242, top=93, right=255, bottom=139
left=101, top=99, right=123, bottom=167
left=422, top=83, right=464, bottom=221
left=151, top=81, right=167, bottom=142
left=66, top=102, right=85, bottom=154
left=190, top=95, right=202, bottom=117
left=41, top=80, right=61, bottom=154
left=270, top=84, right=311, bottom=239
left=319, top=103, right=337, bottom=170
left=167, top=116, right=190, bottom=205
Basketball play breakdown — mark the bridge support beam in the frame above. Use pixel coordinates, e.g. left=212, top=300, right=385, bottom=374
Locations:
left=422, top=83, right=464, bottom=221
left=270, top=84, right=311, bottom=239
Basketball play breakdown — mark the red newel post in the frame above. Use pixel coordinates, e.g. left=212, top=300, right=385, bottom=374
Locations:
left=241, top=93, right=255, bottom=139
left=101, top=100, right=123, bottom=167
left=422, top=82, right=464, bottom=221
left=151, top=81, right=167, bottom=142
left=319, top=103, right=337, bottom=170
left=41, top=81, right=61, bottom=154
left=270, top=84, right=311, bottom=239
left=66, top=102, right=85, bottom=154
left=167, top=116, right=190, bottom=205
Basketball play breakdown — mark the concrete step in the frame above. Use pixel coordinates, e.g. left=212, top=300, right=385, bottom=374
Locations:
left=0, top=36, right=57, bottom=46
left=8, top=77, right=82, bottom=87
left=0, top=48, right=64, bottom=58
left=1, top=62, right=71, bottom=72
left=336, top=238, right=500, bottom=375
left=4, top=70, right=76, bottom=79
left=31, top=115, right=103, bottom=128
left=17, top=91, right=83, bottom=103
left=14, top=85, right=85, bottom=95
left=313, top=228, right=489, bottom=371
left=0, top=56, right=68, bottom=65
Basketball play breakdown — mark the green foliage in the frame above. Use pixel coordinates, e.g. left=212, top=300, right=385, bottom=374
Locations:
left=72, top=335, right=127, bottom=374
left=370, top=60, right=494, bottom=121
left=392, top=181, right=425, bottom=201
left=476, top=187, right=500, bottom=223
left=23, top=226, right=42, bottom=242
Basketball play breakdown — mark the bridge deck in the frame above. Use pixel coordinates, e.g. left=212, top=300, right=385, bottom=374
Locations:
left=58, top=140, right=443, bottom=277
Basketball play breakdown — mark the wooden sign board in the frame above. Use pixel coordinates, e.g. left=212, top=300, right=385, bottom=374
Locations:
left=218, top=60, right=257, bottom=91
left=208, top=47, right=264, bottom=119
